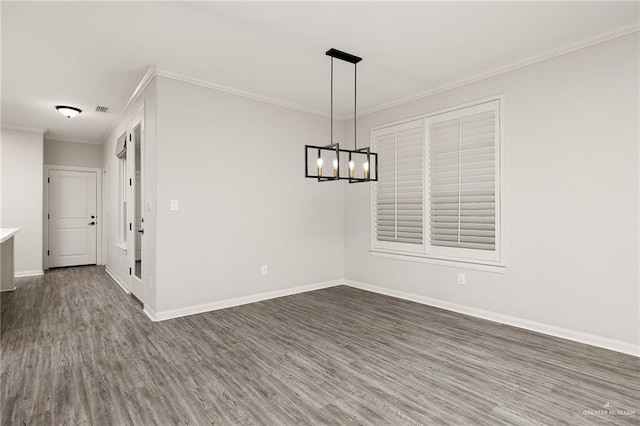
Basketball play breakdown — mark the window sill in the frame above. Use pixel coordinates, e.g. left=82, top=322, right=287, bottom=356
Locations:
left=369, top=249, right=506, bottom=273
left=115, top=242, right=127, bottom=253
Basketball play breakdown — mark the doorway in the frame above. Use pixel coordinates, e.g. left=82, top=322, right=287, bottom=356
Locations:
left=45, top=167, right=101, bottom=268
left=128, top=113, right=144, bottom=303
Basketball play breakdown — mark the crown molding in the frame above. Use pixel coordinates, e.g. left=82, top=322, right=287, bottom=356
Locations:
left=99, top=65, right=157, bottom=143
left=154, top=66, right=339, bottom=119
left=347, top=20, right=640, bottom=120
left=102, top=19, right=638, bottom=139
left=1, top=124, right=47, bottom=134
left=100, top=64, right=345, bottom=144
left=44, top=136, right=102, bottom=145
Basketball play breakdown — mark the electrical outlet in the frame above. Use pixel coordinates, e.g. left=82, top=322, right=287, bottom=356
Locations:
left=458, top=273, right=466, bottom=285
left=261, top=265, right=268, bottom=275
left=170, top=200, right=179, bottom=211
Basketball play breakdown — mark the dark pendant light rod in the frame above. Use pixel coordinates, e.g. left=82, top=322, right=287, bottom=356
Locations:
left=354, top=62, right=357, bottom=150
left=331, top=57, right=333, bottom=149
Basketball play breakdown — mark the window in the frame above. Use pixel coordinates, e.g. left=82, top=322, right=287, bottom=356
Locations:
left=373, top=120, right=424, bottom=254
left=371, top=99, right=502, bottom=268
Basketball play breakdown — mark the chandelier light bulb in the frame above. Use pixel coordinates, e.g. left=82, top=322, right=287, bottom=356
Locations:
left=332, top=158, right=339, bottom=177
left=348, top=160, right=355, bottom=178
left=317, top=157, right=324, bottom=176
left=363, top=161, right=369, bottom=179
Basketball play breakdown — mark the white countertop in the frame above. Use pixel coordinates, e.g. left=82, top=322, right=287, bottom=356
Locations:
left=0, top=228, right=20, bottom=243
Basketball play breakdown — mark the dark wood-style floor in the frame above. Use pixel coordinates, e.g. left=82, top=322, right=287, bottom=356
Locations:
left=1, top=266, right=638, bottom=425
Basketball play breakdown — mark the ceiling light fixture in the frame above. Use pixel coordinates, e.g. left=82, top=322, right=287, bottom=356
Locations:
left=305, top=48, right=377, bottom=183
left=55, top=105, right=82, bottom=118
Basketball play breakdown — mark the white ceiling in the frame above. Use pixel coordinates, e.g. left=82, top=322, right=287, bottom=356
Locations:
left=2, top=1, right=638, bottom=143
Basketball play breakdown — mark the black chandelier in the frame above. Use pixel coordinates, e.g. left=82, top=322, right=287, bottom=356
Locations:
left=305, top=48, right=377, bottom=183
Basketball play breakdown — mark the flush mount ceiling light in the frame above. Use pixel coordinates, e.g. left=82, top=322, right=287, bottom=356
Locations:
left=305, top=48, right=377, bottom=183
left=55, top=105, right=82, bottom=118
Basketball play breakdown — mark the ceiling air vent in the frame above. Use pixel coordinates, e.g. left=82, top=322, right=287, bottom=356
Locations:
left=95, top=105, right=109, bottom=113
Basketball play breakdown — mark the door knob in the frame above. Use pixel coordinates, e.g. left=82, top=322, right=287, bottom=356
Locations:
left=89, top=222, right=96, bottom=225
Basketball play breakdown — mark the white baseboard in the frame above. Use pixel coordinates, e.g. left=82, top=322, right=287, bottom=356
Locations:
left=125, top=274, right=639, bottom=357
left=143, top=305, right=157, bottom=322
left=105, top=267, right=131, bottom=295
left=344, top=280, right=639, bottom=358
left=15, top=270, right=44, bottom=278
left=0, top=287, right=16, bottom=292
left=152, top=279, right=343, bottom=322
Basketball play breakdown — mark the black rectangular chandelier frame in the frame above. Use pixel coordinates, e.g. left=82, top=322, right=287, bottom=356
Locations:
left=304, top=48, right=377, bottom=183
left=304, top=143, right=378, bottom=183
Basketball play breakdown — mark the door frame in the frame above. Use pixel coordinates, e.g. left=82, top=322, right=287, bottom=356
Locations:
left=43, top=165, right=103, bottom=270
left=128, top=107, right=145, bottom=304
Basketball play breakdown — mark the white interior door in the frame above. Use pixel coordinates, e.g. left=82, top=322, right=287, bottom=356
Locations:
left=49, top=169, right=97, bottom=267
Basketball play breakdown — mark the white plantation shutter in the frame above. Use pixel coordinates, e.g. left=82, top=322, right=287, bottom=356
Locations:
left=373, top=120, right=424, bottom=251
left=427, top=100, right=499, bottom=259
left=370, top=99, right=502, bottom=266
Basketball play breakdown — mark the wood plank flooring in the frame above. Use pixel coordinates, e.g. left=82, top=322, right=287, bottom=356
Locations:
left=1, top=266, right=638, bottom=425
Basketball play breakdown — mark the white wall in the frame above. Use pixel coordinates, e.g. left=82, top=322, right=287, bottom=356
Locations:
left=103, top=78, right=158, bottom=309
left=44, top=139, right=103, bottom=168
left=343, top=34, right=639, bottom=348
left=154, top=77, right=344, bottom=313
left=0, top=128, right=44, bottom=275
